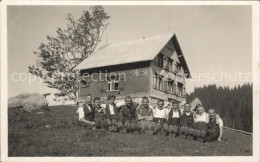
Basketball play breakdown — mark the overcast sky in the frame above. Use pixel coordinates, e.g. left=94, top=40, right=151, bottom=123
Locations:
left=7, top=5, right=252, bottom=98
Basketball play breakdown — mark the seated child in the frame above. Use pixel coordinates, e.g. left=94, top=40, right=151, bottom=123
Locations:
left=101, top=95, right=120, bottom=132
left=136, top=97, right=153, bottom=134
left=118, top=96, right=138, bottom=133
left=76, top=95, right=95, bottom=130
left=150, top=99, right=170, bottom=135
left=167, top=102, right=182, bottom=137
left=93, top=97, right=106, bottom=129
left=194, top=106, right=209, bottom=141
left=180, top=103, right=195, bottom=138
left=206, top=109, right=223, bottom=142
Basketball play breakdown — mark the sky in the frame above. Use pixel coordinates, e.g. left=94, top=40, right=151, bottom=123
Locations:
left=7, top=5, right=252, bottom=98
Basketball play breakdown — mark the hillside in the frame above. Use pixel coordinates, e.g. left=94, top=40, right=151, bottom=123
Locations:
left=8, top=106, right=252, bottom=156
left=186, top=84, right=253, bottom=132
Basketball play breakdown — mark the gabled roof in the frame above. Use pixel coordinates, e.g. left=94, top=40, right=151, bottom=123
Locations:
left=73, top=33, right=191, bottom=78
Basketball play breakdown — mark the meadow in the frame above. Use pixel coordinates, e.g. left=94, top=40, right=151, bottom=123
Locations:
left=8, top=105, right=252, bottom=156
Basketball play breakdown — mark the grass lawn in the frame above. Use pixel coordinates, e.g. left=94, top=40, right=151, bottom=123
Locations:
left=8, top=105, right=252, bottom=156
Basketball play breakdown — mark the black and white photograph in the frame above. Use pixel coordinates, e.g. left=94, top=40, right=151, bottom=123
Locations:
left=1, top=1, right=259, bottom=162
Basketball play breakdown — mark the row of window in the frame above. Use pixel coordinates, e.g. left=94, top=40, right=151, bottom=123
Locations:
left=154, top=53, right=185, bottom=77
left=81, top=72, right=186, bottom=95
left=153, top=73, right=185, bottom=97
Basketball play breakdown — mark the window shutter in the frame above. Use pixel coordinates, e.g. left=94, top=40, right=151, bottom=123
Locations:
left=171, top=82, right=174, bottom=94
left=119, top=74, right=125, bottom=81
left=168, top=80, right=173, bottom=93
left=118, top=81, right=125, bottom=91
left=176, top=63, right=179, bottom=75
left=157, top=77, right=160, bottom=90
left=111, top=82, right=115, bottom=90
left=175, top=82, right=178, bottom=95
left=174, top=63, right=178, bottom=73
left=163, top=80, right=168, bottom=91
left=182, top=86, right=186, bottom=97
left=168, top=59, right=173, bottom=72
left=167, top=81, right=169, bottom=92
left=158, top=54, right=163, bottom=68
left=118, top=79, right=125, bottom=91
left=101, top=81, right=108, bottom=92
left=153, top=74, right=157, bottom=89
left=163, top=56, right=168, bottom=70
left=154, top=56, right=158, bottom=66
left=118, top=75, right=125, bottom=91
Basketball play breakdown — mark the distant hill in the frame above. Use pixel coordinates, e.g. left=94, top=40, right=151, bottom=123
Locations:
left=186, top=83, right=252, bottom=132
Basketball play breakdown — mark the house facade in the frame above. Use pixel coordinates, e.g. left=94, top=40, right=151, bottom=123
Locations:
left=74, top=33, right=191, bottom=106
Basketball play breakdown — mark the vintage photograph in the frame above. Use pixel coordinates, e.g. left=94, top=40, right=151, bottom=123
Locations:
left=1, top=2, right=259, bottom=160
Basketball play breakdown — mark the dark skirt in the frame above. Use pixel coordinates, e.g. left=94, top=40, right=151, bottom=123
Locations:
left=181, top=116, right=194, bottom=128
left=168, top=118, right=180, bottom=126
left=195, top=122, right=208, bottom=132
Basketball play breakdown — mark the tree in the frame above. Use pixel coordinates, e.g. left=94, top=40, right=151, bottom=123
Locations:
left=186, top=83, right=252, bottom=132
left=28, top=6, right=110, bottom=100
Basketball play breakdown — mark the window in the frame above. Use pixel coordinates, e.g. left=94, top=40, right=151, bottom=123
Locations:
left=163, top=56, right=168, bottom=70
left=168, top=58, right=173, bottom=72
left=158, top=54, right=164, bottom=68
left=108, top=75, right=119, bottom=91
left=159, top=75, right=164, bottom=90
left=153, top=73, right=164, bottom=91
left=174, top=82, right=177, bottom=94
left=153, top=74, right=157, bottom=89
left=101, top=74, right=125, bottom=92
left=156, top=54, right=174, bottom=73
left=176, top=63, right=181, bottom=75
left=167, top=79, right=174, bottom=94
left=177, top=82, right=184, bottom=96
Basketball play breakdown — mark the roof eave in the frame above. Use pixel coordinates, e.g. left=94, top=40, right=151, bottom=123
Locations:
left=74, top=59, right=153, bottom=71
left=172, top=34, right=191, bottom=79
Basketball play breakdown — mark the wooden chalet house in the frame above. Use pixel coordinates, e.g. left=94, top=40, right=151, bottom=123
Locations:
left=73, top=33, right=191, bottom=105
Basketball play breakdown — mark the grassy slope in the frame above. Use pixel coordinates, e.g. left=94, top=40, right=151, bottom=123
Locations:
left=8, top=106, right=252, bottom=156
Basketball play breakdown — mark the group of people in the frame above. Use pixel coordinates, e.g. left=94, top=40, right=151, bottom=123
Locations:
left=76, top=94, right=223, bottom=142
